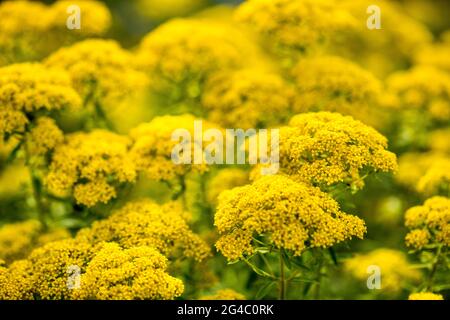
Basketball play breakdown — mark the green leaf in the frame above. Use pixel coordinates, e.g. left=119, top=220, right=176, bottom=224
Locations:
left=281, top=249, right=292, bottom=270
left=255, top=281, right=275, bottom=299
left=243, top=258, right=275, bottom=279
left=328, top=247, right=338, bottom=266
left=291, top=257, right=311, bottom=271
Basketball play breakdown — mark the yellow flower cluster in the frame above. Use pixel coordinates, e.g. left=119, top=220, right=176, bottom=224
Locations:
left=428, top=129, right=450, bottom=154
left=332, top=0, right=432, bottom=77
left=291, top=56, right=383, bottom=128
left=45, top=130, right=137, bottom=207
left=404, top=197, right=450, bottom=249
left=26, top=117, right=64, bottom=156
left=0, top=0, right=111, bottom=66
left=0, top=259, right=34, bottom=300
left=72, top=242, right=184, bottom=300
left=397, top=152, right=450, bottom=196
left=136, top=0, right=206, bottom=21
left=0, top=220, right=69, bottom=264
left=215, top=175, right=366, bottom=261
left=136, top=18, right=249, bottom=105
left=385, top=66, right=450, bottom=122
left=0, top=63, right=81, bottom=139
left=129, top=114, right=214, bottom=181
left=235, top=0, right=356, bottom=60
left=408, top=292, right=444, bottom=300
left=76, top=199, right=211, bottom=261
left=202, top=69, right=294, bottom=129
left=415, top=42, right=450, bottom=74
left=344, top=249, right=421, bottom=294
left=45, top=40, right=149, bottom=105
left=200, top=289, right=245, bottom=300
left=206, top=169, right=249, bottom=206
left=253, top=112, right=397, bottom=191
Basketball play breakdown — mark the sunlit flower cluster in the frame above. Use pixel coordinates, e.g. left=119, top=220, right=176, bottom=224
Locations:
left=408, top=292, right=444, bottom=300
left=344, top=249, right=421, bottom=294
left=200, top=289, right=245, bottom=300
left=45, top=130, right=137, bottom=207
left=252, top=112, right=397, bottom=191
left=404, top=197, right=450, bottom=249
left=72, top=242, right=184, bottom=300
left=76, top=199, right=211, bottom=261
left=215, top=175, right=366, bottom=261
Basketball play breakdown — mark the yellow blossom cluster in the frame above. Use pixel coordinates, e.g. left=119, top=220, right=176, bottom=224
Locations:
left=136, top=0, right=206, bottom=21
left=200, top=289, right=245, bottom=300
left=129, top=114, right=216, bottom=181
left=428, top=129, right=450, bottom=154
left=252, top=112, right=397, bottom=191
left=136, top=18, right=254, bottom=106
left=0, top=0, right=111, bottom=66
left=26, top=117, right=64, bottom=156
left=72, top=242, right=184, bottom=300
left=215, top=175, right=366, bottom=261
left=235, top=0, right=356, bottom=61
left=45, top=130, right=137, bottom=207
left=397, top=152, right=450, bottom=196
left=414, top=42, right=450, bottom=74
left=408, top=292, right=444, bottom=300
left=0, top=220, right=69, bottom=264
left=385, top=66, right=450, bottom=122
left=76, top=199, right=211, bottom=261
left=344, top=249, right=421, bottom=294
left=202, top=69, right=294, bottom=129
left=404, top=197, right=450, bottom=249
left=0, top=63, right=81, bottom=139
left=45, top=40, right=149, bottom=106
left=291, top=56, right=383, bottom=128
left=206, top=169, right=249, bottom=206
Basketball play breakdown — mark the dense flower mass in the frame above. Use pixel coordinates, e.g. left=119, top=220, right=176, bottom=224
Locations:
left=0, top=63, right=81, bottom=139
left=76, top=199, right=211, bottom=261
left=404, top=197, right=450, bottom=249
left=202, top=69, right=294, bottom=129
left=0, top=0, right=111, bottom=66
left=72, top=243, right=184, bottom=300
left=235, top=0, right=356, bottom=60
left=45, top=130, right=136, bottom=207
left=344, top=249, right=421, bottom=294
left=129, top=114, right=217, bottom=181
left=45, top=40, right=149, bottom=106
left=200, top=289, right=245, bottom=300
left=252, top=112, right=397, bottom=191
left=385, top=66, right=450, bottom=122
left=408, top=292, right=444, bottom=300
left=291, top=56, right=383, bottom=128
left=215, top=175, right=366, bottom=261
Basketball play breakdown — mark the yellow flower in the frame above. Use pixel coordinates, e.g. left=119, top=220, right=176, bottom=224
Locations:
left=252, top=112, right=397, bottom=191
left=416, top=159, right=450, bottom=196
left=0, top=63, right=81, bottom=139
left=129, top=114, right=216, bottom=181
left=45, top=39, right=149, bottom=106
left=136, top=18, right=251, bottom=106
left=45, top=130, right=137, bottom=207
left=200, top=289, right=245, bottom=300
left=385, top=66, right=450, bottom=122
left=291, top=56, right=383, bottom=128
left=415, top=42, right=450, bottom=74
left=72, top=242, right=184, bottom=300
left=0, top=259, right=34, bottom=300
left=428, top=129, right=450, bottom=154
left=26, top=117, right=64, bottom=156
left=235, top=0, right=356, bottom=61
left=0, top=0, right=111, bottom=66
left=344, top=249, right=421, bottom=294
left=408, top=292, right=444, bottom=300
left=206, top=169, right=249, bottom=206
left=202, top=69, right=294, bottom=129
left=215, top=175, right=366, bottom=261
left=405, top=197, right=450, bottom=249
left=136, top=0, right=206, bottom=21
left=76, top=199, right=211, bottom=261
left=0, top=220, right=70, bottom=264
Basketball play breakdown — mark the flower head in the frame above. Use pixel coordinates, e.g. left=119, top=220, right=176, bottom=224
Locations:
left=252, top=112, right=397, bottom=191
left=72, top=242, right=184, bottom=300
left=405, top=197, right=450, bottom=249
left=200, top=289, right=245, bottom=300
left=215, top=175, right=366, bottom=261
left=45, top=130, right=137, bottom=207
left=408, top=292, right=444, bottom=300
left=76, top=199, right=211, bottom=261
left=344, top=249, right=421, bottom=294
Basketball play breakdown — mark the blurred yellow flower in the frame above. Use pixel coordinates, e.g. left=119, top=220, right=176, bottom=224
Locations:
left=408, top=292, right=444, bottom=300
left=200, top=289, right=245, bottom=300
left=206, top=169, right=249, bottom=206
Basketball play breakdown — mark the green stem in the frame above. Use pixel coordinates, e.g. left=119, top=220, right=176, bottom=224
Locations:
left=426, top=245, right=443, bottom=291
left=279, top=253, right=286, bottom=300
left=313, top=259, right=323, bottom=300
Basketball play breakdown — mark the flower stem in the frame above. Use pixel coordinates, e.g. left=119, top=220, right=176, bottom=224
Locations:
left=426, top=245, right=443, bottom=291
left=279, top=253, right=286, bottom=300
